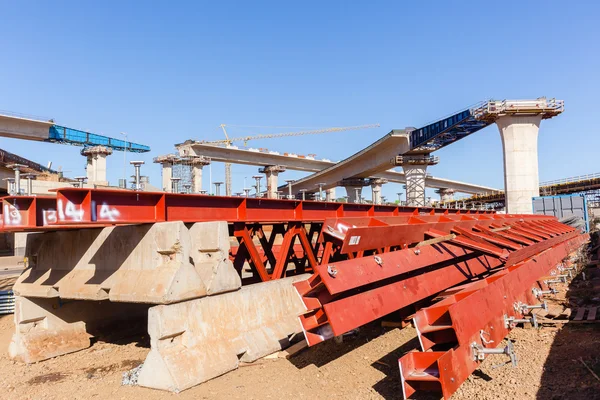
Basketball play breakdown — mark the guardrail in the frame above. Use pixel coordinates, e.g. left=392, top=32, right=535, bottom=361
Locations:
left=540, top=172, right=600, bottom=187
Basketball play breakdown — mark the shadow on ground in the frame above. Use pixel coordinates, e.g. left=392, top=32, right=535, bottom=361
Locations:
left=537, top=261, right=600, bottom=400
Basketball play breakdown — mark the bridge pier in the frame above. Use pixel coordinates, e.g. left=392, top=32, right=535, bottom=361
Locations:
left=370, top=178, right=387, bottom=205
left=154, top=155, right=178, bottom=192
left=496, top=115, right=542, bottom=214
left=259, top=165, right=286, bottom=199
left=325, top=188, right=336, bottom=202
left=436, top=188, right=455, bottom=203
left=81, top=146, right=112, bottom=186
left=396, top=155, right=439, bottom=207
left=190, top=156, right=211, bottom=193
left=342, top=178, right=368, bottom=204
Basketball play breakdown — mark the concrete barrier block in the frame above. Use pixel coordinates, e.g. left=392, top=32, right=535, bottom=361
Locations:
left=189, top=221, right=241, bottom=295
left=137, top=274, right=309, bottom=392
left=13, top=222, right=208, bottom=304
left=9, top=296, right=90, bottom=363
left=9, top=296, right=149, bottom=363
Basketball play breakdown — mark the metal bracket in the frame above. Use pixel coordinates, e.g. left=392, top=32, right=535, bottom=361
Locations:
left=532, top=287, right=558, bottom=297
left=504, top=313, right=538, bottom=329
left=471, top=340, right=517, bottom=367
left=327, top=265, right=338, bottom=278
left=374, top=255, right=383, bottom=266
left=514, top=300, right=547, bottom=314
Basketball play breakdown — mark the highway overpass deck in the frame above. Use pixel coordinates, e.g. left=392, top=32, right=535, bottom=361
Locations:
left=178, top=141, right=498, bottom=194
left=0, top=112, right=150, bottom=152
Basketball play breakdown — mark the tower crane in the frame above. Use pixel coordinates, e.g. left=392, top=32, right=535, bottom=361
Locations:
left=209, top=124, right=380, bottom=196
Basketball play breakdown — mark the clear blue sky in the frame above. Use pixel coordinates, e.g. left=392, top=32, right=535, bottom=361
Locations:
left=1, top=1, right=599, bottom=201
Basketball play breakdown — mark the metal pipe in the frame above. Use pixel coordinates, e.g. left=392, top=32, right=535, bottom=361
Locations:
left=214, top=182, right=223, bottom=196
left=299, top=189, right=307, bottom=201
left=171, top=177, right=181, bottom=193
left=252, top=175, right=262, bottom=197
left=285, top=180, right=294, bottom=199
left=317, top=183, right=325, bottom=201
left=130, top=161, right=144, bottom=190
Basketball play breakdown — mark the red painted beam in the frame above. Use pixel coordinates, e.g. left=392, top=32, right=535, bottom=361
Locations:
left=400, top=233, right=588, bottom=399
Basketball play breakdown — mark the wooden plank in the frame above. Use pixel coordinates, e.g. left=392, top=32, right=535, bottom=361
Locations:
left=532, top=308, right=549, bottom=318
left=574, top=308, right=586, bottom=321
left=587, top=307, right=597, bottom=321
left=546, top=304, right=565, bottom=318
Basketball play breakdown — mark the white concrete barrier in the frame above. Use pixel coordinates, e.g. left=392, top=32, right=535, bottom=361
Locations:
left=13, top=221, right=241, bottom=304
left=9, top=296, right=147, bottom=363
left=137, top=274, right=309, bottom=392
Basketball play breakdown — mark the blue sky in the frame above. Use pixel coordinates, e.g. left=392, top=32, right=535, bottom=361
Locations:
left=1, top=1, right=599, bottom=201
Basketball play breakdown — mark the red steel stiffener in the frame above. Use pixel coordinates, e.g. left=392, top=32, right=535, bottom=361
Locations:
left=294, top=214, right=578, bottom=346
left=399, top=232, right=587, bottom=399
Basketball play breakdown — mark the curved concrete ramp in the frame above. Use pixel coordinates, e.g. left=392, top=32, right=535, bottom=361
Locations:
left=283, top=130, right=411, bottom=193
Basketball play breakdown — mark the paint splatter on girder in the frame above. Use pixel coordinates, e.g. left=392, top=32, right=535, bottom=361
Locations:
left=294, top=214, right=578, bottom=346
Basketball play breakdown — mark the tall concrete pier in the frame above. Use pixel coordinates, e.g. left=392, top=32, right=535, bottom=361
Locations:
left=81, top=146, right=112, bottom=186
left=370, top=178, right=387, bottom=205
left=154, top=154, right=178, bottom=192
left=476, top=98, right=564, bottom=214
left=496, top=115, right=542, bottom=214
left=259, top=165, right=286, bottom=199
left=342, top=178, right=368, bottom=204
left=190, top=156, right=211, bottom=193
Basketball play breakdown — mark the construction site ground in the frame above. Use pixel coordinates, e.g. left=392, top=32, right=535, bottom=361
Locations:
left=0, top=267, right=599, bottom=400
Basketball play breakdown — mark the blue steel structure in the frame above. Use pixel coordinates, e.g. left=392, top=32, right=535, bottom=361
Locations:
left=48, top=125, right=150, bottom=153
left=407, top=102, right=492, bottom=154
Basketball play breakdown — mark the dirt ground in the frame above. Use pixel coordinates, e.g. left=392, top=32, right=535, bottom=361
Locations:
left=1, top=270, right=598, bottom=399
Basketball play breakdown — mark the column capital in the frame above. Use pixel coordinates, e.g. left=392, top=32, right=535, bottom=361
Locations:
left=259, top=165, right=286, bottom=174
left=153, top=154, right=179, bottom=165
left=369, top=178, right=388, bottom=186
left=435, top=188, right=455, bottom=195
left=394, top=154, right=439, bottom=166
left=81, top=145, right=113, bottom=157
left=188, top=156, right=211, bottom=166
left=340, top=177, right=369, bottom=187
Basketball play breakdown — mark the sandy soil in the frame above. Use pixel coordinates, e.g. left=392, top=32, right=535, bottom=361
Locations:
left=1, top=270, right=598, bottom=400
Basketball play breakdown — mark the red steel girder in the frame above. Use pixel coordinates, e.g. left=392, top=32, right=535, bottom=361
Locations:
left=232, top=222, right=320, bottom=281
left=0, top=189, right=493, bottom=231
left=295, top=216, right=579, bottom=347
left=399, top=232, right=588, bottom=399
left=321, top=214, right=558, bottom=255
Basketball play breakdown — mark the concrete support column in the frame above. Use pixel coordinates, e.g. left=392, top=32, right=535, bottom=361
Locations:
left=81, top=146, right=112, bottom=186
left=342, top=178, right=368, bottom=204
left=496, top=115, right=542, bottom=214
left=162, top=163, right=173, bottom=192
left=369, top=178, right=387, bottom=205
left=190, top=156, right=211, bottom=193
left=153, top=155, right=178, bottom=192
left=259, top=165, right=286, bottom=199
left=325, top=188, right=336, bottom=202
left=344, top=186, right=362, bottom=203
left=436, top=188, right=455, bottom=203
left=396, top=155, right=439, bottom=207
